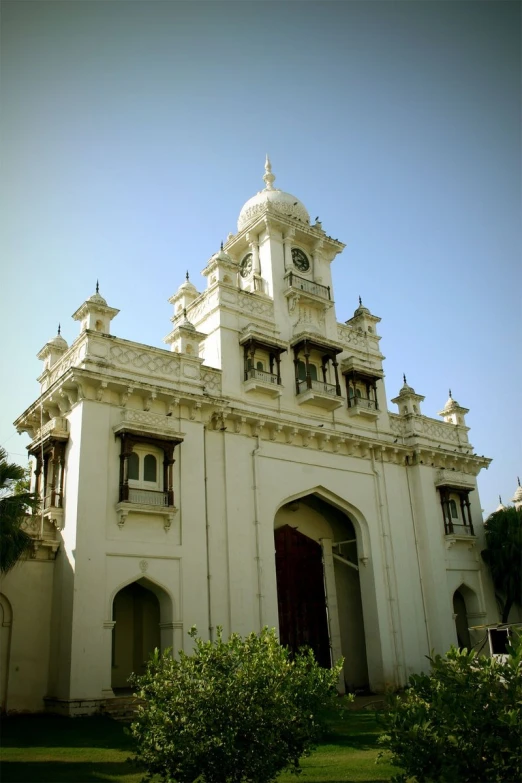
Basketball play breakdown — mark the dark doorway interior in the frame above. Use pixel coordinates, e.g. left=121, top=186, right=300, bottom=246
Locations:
left=275, top=525, right=331, bottom=667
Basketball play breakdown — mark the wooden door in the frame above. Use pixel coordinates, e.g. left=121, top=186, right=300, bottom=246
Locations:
left=275, top=525, right=331, bottom=668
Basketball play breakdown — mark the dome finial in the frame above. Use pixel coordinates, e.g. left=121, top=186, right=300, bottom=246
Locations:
left=96, top=279, right=99, bottom=294
left=403, top=373, right=407, bottom=385
left=359, top=295, right=362, bottom=306
left=186, top=270, right=189, bottom=281
left=58, top=323, right=61, bottom=335
left=220, top=241, right=223, bottom=251
left=263, top=154, right=276, bottom=190
left=449, top=388, right=452, bottom=399
left=499, top=495, right=502, bottom=504
left=518, top=476, right=521, bottom=487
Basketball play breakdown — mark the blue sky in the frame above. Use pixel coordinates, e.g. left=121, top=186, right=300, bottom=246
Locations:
left=1, top=1, right=520, bottom=515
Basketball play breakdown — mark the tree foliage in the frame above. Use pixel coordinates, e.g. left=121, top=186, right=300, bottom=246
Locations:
left=379, top=639, right=522, bottom=783
left=0, top=448, right=38, bottom=574
left=481, top=505, right=522, bottom=622
left=130, top=626, right=345, bottom=783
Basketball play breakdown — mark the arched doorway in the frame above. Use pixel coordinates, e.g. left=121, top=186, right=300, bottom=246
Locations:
left=0, top=594, right=12, bottom=711
left=453, top=585, right=477, bottom=650
left=111, top=581, right=161, bottom=690
left=274, top=494, right=369, bottom=691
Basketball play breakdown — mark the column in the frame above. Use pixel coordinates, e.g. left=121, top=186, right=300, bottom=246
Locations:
left=304, top=342, right=311, bottom=390
left=293, top=347, right=300, bottom=394
left=320, top=538, right=345, bottom=694
left=250, top=237, right=260, bottom=275
left=101, top=621, right=115, bottom=699
left=283, top=230, right=295, bottom=273
left=332, top=357, right=341, bottom=396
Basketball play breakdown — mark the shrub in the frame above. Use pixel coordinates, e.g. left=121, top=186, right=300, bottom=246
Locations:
left=379, top=638, right=522, bottom=783
left=130, top=626, right=345, bottom=783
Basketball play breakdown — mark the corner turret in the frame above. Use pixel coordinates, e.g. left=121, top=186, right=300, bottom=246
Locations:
left=72, top=282, right=119, bottom=335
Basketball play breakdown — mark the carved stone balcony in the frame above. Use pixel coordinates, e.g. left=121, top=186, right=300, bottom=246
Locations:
left=435, top=469, right=476, bottom=491
left=284, top=272, right=331, bottom=301
left=32, top=417, right=69, bottom=448
left=296, top=379, right=343, bottom=411
left=243, top=367, right=283, bottom=398
left=347, top=395, right=379, bottom=420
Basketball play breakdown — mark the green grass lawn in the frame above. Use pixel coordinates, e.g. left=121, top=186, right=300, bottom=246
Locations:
left=0, top=709, right=396, bottom=783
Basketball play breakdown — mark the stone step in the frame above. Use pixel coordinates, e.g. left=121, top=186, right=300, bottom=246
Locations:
left=100, top=695, right=145, bottom=722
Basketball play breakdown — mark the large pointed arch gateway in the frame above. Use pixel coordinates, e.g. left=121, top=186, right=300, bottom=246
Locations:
left=274, top=491, right=371, bottom=692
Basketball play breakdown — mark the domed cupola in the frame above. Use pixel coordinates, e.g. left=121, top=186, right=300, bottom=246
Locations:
left=168, top=271, right=200, bottom=320
left=438, top=390, right=469, bottom=427
left=391, top=374, right=425, bottom=416
left=237, top=156, right=310, bottom=231
left=511, top=478, right=522, bottom=510
left=37, top=324, right=69, bottom=371
left=72, top=282, right=119, bottom=335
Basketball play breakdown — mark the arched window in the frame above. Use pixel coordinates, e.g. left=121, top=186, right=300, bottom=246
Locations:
left=256, top=361, right=264, bottom=371
left=144, top=455, right=157, bottom=483
left=355, top=388, right=362, bottom=398
left=449, top=499, right=458, bottom=519
left=128, top=452, right=139, bottom=481
left=297, top=361, right=317, bottom=381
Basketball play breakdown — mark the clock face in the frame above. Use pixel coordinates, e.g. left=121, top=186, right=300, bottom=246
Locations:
left=240, top=253, right=253, bottom=278
left=292, top=248, right=310, bottom=272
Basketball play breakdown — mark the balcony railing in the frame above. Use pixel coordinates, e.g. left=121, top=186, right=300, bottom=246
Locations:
left=245, top=368, right=280, bottom=385
left=297, top=379, right=338, bottom=396
left=348, top=396, right=378, bottom=411
left=127, top=488, right=169, bottom=506
left=286, top=272, right=331, bottom=300
left=445, top=522, right=475, bottom=537
left=43, top=492, right=63, bottom=509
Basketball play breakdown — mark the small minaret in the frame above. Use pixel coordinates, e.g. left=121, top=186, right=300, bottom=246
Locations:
left=164, top=309, right=206, bottom=357
left=511, top=478, right=522, bottom=511
left=391, top=375, right=425, bottom=416
left=72, top=282, right=119, bottom=335
left=37, top=324, right=69, bottom=372
left=168, top=271, right=200, bottom=319
left=438, top=389, right=468, bottom=427
left=345, top=297, right=381, bottom=336
left=202, top=244, right=238, bottom=289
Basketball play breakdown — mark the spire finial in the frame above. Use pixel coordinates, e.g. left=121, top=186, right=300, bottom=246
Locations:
left=518, top=476, right=521, bottom=487
left=403, top=373, right=407, bottom=385
left=220, top=241, right=223, bottom=251
left=263, top=154, right=276, bottom=190
left=186, top=270, right=189, bottom=281
left=96, top=279, right=99, bottom=294
left=499, top=495, right=503, bottom=504
left=359, top=295, right=362, bottom=306
left=449, top=388, right=452, bottom=399
left=57, top=323, right=61, bottom=335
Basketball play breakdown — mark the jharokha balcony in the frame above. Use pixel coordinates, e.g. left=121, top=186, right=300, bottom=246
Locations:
left=241, top=334, right=286, bottom=398
left=292, top=337, right=343, bottom=411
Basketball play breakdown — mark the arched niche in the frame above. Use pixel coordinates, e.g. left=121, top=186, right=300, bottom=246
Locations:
left=453, top=584, right=480, bottom=651
left=110, top=577, right=172, bottom=691
left=0, top=594, right=13, bottom=711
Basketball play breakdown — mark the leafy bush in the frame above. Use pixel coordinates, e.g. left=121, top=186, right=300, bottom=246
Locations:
left=379, top=638, right=522, bottom=783
left=130, top=626, right=345, bottom=783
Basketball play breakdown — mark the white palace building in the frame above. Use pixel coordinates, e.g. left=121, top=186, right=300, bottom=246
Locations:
left=2, top=158, right=501, bottom=714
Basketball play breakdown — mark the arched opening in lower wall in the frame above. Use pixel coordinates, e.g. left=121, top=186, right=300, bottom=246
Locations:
left=453, top=584, right=478, bottom=651
left=0, top=594, right=13, bottom=712
left=111, top=580, right=163, bottom=691
left=274, top=494, right=369, bottom=692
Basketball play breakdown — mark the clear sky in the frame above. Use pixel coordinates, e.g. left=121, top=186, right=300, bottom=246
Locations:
left=1, top=0, right=520, bottom=516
